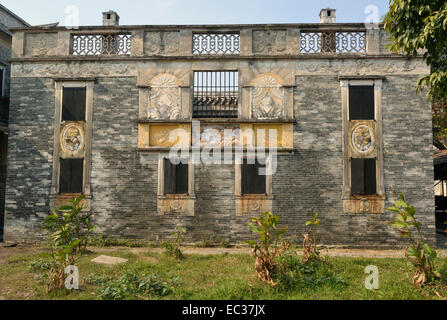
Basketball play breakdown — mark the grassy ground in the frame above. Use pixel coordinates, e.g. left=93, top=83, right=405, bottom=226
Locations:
left=1, top=248, right=447, bottom=300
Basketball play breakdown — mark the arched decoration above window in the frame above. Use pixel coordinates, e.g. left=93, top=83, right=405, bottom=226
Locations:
left=250, top=73, right=285, bottom=119
left=148, top=73, right=182, bottom=120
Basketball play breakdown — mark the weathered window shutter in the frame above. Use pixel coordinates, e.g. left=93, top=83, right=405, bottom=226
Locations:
left=164, top=159, right=176, bottom=194
left=351, top=158, right=376, bottom=195
left=62, top=87, right=86, bottom=121
left=242, top=159, right=266, bottom=195
left=59, top=158, right=84, bottom=194
left=164, top=159, right=188, bottom=195
left=175, top=163, right=189, bottom=194
left=349, top=86, right=375, bottom=120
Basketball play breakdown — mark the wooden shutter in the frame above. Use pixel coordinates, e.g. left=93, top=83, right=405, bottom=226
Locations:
left=349, top=86, right=375, bottom=120
left=242, top=159, right=266, bottom=195
left=351, top=158, right=376, bottom=195
left=175, top=163, right=189, bottom=194
left=62, top=87, right=86, bottom=121
left=164, top=159, right=176, bottom=194
left=164, top=159, right=189, bottom=195
left=59, top=159, right=84, bottom=194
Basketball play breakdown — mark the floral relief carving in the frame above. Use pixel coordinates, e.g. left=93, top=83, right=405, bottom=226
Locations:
left=351, top=125, right=373, bottom=154
left=253, top=30, right=287, bottom=54
left=192, top=124, right=241, bottom=148
left=144, top=32, right=179, bottom=55
left=251, top=74, right=284, bottom=119
left=60, top=122, right=85, bottom=156
left=349, top=121, right=376, bottom=158
left=148, top=73, right=181, bottom=120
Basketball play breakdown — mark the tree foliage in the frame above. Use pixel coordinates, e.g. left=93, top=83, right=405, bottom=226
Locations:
left=383, top=0, right=447, bottom=102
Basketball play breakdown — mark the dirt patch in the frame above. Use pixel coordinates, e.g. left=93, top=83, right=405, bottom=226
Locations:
left=0, top=245, right=45, bottom=265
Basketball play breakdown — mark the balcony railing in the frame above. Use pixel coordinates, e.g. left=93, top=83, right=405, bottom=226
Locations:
left=300, top=31, right=366, bottom=54
left=193, top=32, right=240, bottom=55
left=71, top=33, right=132, bottom=56
left=193, top=71, right=239, bottom=118
left=60, top=26, right=372, bottom=57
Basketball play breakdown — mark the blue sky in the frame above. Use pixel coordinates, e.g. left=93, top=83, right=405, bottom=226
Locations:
left=2, top=0, right=389, bottom=26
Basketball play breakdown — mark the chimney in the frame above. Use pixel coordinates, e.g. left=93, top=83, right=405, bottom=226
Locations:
left=320, top=8, right=336, bottom=23
left=103, top=11, right=120, bottom=26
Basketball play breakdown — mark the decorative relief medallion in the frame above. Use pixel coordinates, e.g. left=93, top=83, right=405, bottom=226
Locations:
left=349, top=121, right=376, bottom=157
left=236, top=197, right=273, bottom=216
left=344, top=198, right=384, bottom=214
left=149, top=124, right=190, bottom=148
left=253, top=30, right=287, bottom=54
left=192, top=124, right=241, bottom=148
left=60, top=122, right=85, bottom=156
left=158, top=197, right=195, bottom=217
left=352, top=125, right=373, bottom=153
left=251, top=74, right=284, bottom=119
left=144, top=32, right=180, bottom=55
left=148, top=73, right=181, bottom=120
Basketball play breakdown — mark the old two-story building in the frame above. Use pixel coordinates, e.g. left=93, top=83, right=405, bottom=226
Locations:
left=0, top=4, right=29, bottom=241
left=3, top=9, right=436, bottom=247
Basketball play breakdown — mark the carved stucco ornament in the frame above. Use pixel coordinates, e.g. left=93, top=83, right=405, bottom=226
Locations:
left=352, top=125, right=374, bottom=154
left=251, top=74, right=284, bottom=119
left=349, top=121, right=376, bottom=157
left=60, top=122, right=85, bottom=156
left=253, top=30, right=287, bottom=54
left=148, top=73, right=181, bottom=120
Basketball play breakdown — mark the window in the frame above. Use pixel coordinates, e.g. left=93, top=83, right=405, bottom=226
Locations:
left=62, top=87, right=86, bottom=121
left=163, top=158, right=189, bottom=195
left=241, top=159, right=267, bottom=195
left=351, top=158, right=376, bottom=195
left=59, top=159, right=84, bottom=194
left=193, top=71, right=239, bottom=119
left=349, top=86, right=375, bottom=120
left=57, top=85, right=88, bottom=194
left=341, top=79, right=384, bottom=213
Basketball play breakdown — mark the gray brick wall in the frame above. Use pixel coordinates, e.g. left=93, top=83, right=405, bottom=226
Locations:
left=4, top=77, right=54, bottom=241
left=4, top=74, right=436, bottom=247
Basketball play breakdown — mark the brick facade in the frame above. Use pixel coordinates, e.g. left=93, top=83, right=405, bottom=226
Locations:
left=4, top=19, right=436, bottom=248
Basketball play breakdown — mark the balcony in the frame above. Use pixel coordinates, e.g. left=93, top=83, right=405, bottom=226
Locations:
left=70, top=33, right=132, bottom=56
left=10, top=24, right=386, bottom=59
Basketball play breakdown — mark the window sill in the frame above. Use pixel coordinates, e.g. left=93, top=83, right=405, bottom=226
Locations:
left=235, top=194, right=274, bottom=200
left=343, top=194, right=386, bottom=201
left=158, top=194, right=196, bottom=200
left=137, top=119, right=296, bottom=124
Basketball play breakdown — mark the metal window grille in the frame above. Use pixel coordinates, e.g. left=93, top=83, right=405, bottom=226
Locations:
left=300, top=31, right=366, bottom=54
left=193, top=33, right=240, bottom=55
left=193, top=71, right=239, bottom=119
left=71, top=34, right=132, bottom=56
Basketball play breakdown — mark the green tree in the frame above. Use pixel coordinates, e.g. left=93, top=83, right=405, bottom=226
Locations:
left=383, top=0, right=447, bottom=102
left=384, top=1, right=447, bottom=148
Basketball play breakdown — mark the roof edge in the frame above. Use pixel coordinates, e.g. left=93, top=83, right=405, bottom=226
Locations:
left=0, top=3, right=30, bottom=27
left=9, top=22, right=384, bottom=32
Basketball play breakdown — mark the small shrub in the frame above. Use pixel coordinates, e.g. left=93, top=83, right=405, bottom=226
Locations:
left=302, top=213, right=321, bottom=264
left=162, top=226, right=186, bottom=260
left=277, top=253, right=346, bottom=291
left=246, top=211, right=289, bottom=287
left=387, top=193, right=440, bottom=286
left=29, top=259, right=52, bottom=272
left=42, top=195, right=95, bottom=292
left=97, top=271, right=176, bottom=300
